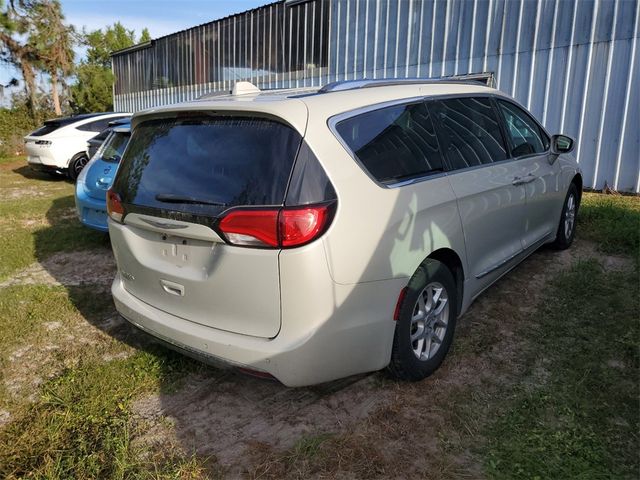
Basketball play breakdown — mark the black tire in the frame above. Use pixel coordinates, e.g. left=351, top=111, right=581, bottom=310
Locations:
left=551, top=183, right=579, bottom=250
left=68, top=153, right=89, bottom=181
left=388, top=260, right=458, bottom=381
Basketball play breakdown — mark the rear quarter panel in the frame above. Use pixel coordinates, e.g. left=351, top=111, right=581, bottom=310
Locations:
left=304, top=109, right=467, bottom=286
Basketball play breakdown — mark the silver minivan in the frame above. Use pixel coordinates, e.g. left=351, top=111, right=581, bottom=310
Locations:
left=107, top=79, right=581, bottom=386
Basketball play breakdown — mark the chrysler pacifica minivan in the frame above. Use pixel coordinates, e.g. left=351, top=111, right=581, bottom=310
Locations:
left=107, top=79, right=581, bottom=386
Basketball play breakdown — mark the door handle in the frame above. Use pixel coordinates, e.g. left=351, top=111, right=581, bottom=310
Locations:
left=512, top=173, right=537, bottom=186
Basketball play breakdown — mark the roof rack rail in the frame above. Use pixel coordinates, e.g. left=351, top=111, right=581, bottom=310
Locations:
left=318, top=73, right=495, bottom=93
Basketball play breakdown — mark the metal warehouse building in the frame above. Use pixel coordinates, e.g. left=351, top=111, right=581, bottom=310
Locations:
left=111, top=0, right=640, bottom=193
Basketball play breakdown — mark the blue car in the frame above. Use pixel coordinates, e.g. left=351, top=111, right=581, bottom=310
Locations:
left=75, top=121, right=131, bottom=232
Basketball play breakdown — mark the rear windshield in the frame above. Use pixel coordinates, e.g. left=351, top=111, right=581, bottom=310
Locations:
left=30, top=114, right=106, bottom=137
left=98, top=131, right=130, bottom=163
left=112, top=115, right=302, bottom=215
left=30, top=122, right=61, bottom=137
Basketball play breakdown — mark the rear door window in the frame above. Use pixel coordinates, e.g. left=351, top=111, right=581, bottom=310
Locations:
left=99, top=131, right=130, bottom=163
left=430, top=97, right=508, bottom=170
left=334, top=101, right=444, bottom=184
left=112, top=115, right=302, bottom=216
left=497, top=100, right=549, bottom=156
left=78, top=116, right=128, bottom=132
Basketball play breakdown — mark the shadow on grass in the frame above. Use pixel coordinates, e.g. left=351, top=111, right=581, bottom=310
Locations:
left=12, top=164, right=69, bottom=182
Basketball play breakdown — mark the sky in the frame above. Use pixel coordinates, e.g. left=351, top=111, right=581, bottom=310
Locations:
left=1, top=0, right=268, bottom=103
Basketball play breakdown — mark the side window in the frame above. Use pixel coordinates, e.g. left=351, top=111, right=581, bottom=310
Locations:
left=77, top=116, right=125, bottom=133
left=497, top=100, right=549, bottom=156
left=335, top=102, right=444, bottom=184
left=430, top=97, right=508, bottom=170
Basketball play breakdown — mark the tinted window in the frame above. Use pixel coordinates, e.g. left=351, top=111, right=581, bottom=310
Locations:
left=98, top=131, right=130, bottom=163
left=92, top=129, right=112, bottom=142
left=335, top=102, right=444, bottom=184
left=431, top=97, right=507, bottom=169
left=30, top=122, right=61, bottom=137
left=29, top=113, right=105, bottom=136
left=112, top=116, right=302, bottom=216
left=497, top=100, right=549, bottom=156
left=78, top=116, right=127, bottom=132
left=285, top=142, right=336, bottom=205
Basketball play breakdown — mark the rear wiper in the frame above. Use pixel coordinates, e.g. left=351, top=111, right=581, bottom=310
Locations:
left=155, top=194, right=226, bottom=206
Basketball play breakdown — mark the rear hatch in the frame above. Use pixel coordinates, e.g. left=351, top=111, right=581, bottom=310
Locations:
left=24, top=120, right=64, bottom=159
left=109, top=112, right=304, bottom=338
left=83, top=130, right=130, bottom=201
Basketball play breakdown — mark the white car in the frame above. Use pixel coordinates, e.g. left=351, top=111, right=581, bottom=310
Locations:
left=107, top=79, right=581, bottom=386
left=24, top=112, right=130, bottom=180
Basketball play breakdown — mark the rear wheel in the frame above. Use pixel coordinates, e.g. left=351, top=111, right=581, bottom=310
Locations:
left=551, top=183, right=579, bottom=250
left=68, top=153, right=89, bottom=181
left=388, top=260, right=457, bottom=381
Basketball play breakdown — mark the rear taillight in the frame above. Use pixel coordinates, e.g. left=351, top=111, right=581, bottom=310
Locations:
left=106, top=189, right=124, bottom=223
left=218, top=203, right=334, bottom=248
left=279, top=206, right=330, bottom=247
left=218, top=209, right=279, bottom=247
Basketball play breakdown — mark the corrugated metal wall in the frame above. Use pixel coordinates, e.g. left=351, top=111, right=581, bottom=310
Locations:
left=112, top=0, right=331, bottom=107
left=113, top=0, right=640, bottom=192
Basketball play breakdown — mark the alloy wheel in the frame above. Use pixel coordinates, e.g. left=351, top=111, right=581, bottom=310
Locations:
left=564, top=193, right=576, bottom=239
left=410, top=282, right=449, bottom=361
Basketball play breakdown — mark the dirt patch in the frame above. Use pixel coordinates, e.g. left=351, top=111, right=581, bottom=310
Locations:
left=0, top=249, right=115, bottom=289
left=1, top=186, right=47, bottom=200
left=132, top=372, right=390, bottom=467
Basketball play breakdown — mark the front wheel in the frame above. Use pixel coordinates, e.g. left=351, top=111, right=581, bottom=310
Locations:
left=68, top=153, right=89, bottom=181
left=551, top=183, right=579, bottom=250
left=388, top=260, right=457, bottom=381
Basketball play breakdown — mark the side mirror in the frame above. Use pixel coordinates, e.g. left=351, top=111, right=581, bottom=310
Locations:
left=550, top=134, right=575, bottom=155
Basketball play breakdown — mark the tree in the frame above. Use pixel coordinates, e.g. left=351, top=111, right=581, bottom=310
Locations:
left=0, top=0, right=40, bottom=117
left=71, top=22, right=150, bottom=112
left=139, top=28, right=151, bottom=44
left=28, top=0, right=75, bottom=115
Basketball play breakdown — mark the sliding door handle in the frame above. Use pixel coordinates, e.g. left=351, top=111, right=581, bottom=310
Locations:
left=512, top=173, right=537, bottom=186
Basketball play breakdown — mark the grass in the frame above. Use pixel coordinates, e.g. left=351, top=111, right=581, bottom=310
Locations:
left=485, top=260, right=639, bottom=479
left=0, top=157, right=108, bottom=281
left=0, top=153, right=638, bottom=479
left=579, top=192, right=640, bottom=258
left=0, top=351, right=207, bottom=479
left=0, top=156, right=210, bottom=477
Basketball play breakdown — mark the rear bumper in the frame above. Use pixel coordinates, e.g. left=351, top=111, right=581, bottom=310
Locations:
left=112, top=271, right=405, bottom=387
left=75, top=185, right=108, bottom=232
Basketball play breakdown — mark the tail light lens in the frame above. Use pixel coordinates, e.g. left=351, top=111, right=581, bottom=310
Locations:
left=106, top=189, right=124, bottom=223
left=218, top=202, right=335, bottom=248
left=218, top=209, right=279, bottom=247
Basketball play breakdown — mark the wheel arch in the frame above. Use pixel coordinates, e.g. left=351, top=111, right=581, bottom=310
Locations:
left=68, top=150, right=88, bottom=167
left=426, top=248, right=464, bottom=316
left=571, top=173, right=583, bottom=206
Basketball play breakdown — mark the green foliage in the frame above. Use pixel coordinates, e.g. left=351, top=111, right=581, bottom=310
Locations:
left=0, top=105, right=37, bottom=156
left=485, top=260, right=639, bottom=479
left=139, top=27, right=151, bottom=44
left=84, top=21, right=138, bottom=68
left=70, top=63, right=115, bottom=113
left=579, top=193, right=640, bottom=259
left=71, top=22, right=152, bottom=113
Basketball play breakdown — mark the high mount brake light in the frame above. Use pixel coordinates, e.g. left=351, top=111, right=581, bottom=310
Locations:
left=106, top=189, right=124, bottom=223
left=218, top=203, right=334, bottom=248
